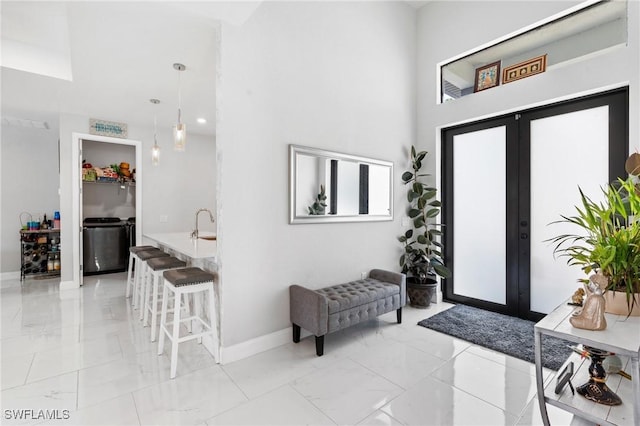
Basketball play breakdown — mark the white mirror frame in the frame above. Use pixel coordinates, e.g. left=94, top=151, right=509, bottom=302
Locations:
left=289, top=144, right=393, bottom=224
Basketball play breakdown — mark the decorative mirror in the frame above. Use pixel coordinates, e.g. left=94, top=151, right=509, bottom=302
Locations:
left=289, top=145, right=393, bottom=224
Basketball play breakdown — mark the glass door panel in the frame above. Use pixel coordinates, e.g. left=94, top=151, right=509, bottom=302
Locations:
left=453, top=126, right=507, bottom=304
left=528, top=106, right=609, bottom=314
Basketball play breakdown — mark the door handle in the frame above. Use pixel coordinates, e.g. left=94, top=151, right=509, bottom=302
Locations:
left=521, top=233, right=528, bottom=240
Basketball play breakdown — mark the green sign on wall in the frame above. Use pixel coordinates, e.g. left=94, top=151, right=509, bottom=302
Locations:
left=89, top=118, right=128, bottom=138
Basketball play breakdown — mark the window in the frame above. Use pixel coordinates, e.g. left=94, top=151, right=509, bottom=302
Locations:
left=439, top=1, right=627, bottom=103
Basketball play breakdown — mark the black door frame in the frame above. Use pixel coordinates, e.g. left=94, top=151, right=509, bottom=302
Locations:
left=442, top=88, right=629, bottom=320
left=442, top=115, right=520, bottom=317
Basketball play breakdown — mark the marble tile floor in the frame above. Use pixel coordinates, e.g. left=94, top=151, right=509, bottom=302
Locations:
left=0, top=273, right=595, bottom=426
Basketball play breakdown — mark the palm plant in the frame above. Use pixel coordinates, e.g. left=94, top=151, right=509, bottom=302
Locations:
left=548, top=176, right=640, bottom=314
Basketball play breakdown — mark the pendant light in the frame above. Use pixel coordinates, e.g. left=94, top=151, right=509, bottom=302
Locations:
left=173, top=63, right=186, bottom=151
left=150, top=99, right=161, bottom=165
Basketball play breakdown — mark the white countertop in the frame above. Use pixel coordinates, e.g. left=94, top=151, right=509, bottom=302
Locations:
left=144, top=232, right=217, bottom=260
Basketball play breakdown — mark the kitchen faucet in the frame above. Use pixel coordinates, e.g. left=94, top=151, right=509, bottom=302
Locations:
left=191, top=208, right=215, bottom=239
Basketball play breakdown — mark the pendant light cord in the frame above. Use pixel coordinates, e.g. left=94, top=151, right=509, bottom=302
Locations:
left=172, top=63, right=186, bottom=151
left=177, top=70, right=182, bottom=124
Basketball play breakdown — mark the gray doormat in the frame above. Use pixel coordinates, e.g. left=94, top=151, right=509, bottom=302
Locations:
left=418, top=304, right=573, bottom=370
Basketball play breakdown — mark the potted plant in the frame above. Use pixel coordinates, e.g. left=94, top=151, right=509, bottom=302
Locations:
left=308, top=185, right=327, bottom=215
left=549, top=162, right=640, bottom=316
left=398, top=146, right=451, bottom=308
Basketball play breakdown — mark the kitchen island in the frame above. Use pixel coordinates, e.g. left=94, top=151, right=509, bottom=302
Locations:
left=143, top=232, right=220, bottom=361
left=143, top=232, right=217, bottom=272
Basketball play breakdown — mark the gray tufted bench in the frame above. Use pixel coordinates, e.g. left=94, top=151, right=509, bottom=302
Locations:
left=289, top=269, right=406, bottom=356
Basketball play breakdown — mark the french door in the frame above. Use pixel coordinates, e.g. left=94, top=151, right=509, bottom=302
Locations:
left=442, top=89, right=628, bottom=320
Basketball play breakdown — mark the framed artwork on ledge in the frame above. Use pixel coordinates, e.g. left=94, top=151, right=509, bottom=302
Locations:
left=502, top=54, right=547, bottom=84
left=474, top=61, right=501, bottom=92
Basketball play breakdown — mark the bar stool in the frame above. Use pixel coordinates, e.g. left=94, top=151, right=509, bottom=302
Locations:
left=133, top=249, right=170, bottom=310
left=158, top=267, right=219, bottom=379
left=126, top=245, right=155, bottom=299
left=142, top=256, right=187, bottom=342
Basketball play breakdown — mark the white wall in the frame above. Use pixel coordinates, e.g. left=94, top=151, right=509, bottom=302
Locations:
left=217, top=1, right=416, bottom=349
left=0, top=118, right=60, bottom=274
left=57, top=113, right=216, bottom=283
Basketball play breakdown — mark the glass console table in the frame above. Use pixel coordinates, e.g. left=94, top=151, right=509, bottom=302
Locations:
left=534, top=301, right=639, bottom=425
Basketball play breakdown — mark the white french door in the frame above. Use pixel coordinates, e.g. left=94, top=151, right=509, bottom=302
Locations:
left=443, top=89, right=628, bottom=319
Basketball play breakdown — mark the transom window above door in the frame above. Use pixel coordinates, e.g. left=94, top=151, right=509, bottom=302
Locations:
left=438, top=0, right=627, bottom=103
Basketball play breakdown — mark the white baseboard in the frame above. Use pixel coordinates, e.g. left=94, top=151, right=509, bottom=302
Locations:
left=0, top=271, right=20, bottom=281
left=59, top=280, right=79, bottom=290
left=221, top=327, right=291, bottom=364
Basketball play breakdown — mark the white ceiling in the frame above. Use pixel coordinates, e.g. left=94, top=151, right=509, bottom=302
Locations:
left=1, top=1, right=264, bottom=137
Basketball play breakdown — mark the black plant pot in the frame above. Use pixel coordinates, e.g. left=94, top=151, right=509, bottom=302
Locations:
left=407, top=276, right=437, bottom=308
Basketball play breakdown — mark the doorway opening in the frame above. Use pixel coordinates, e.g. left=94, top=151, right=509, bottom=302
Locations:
left=82, top=140, right=136, bottom=276
left=71, top=133, right=142, bottom=287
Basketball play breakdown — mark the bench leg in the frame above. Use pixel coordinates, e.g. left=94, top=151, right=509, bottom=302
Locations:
left=315, top=335, right=324, bottom=356
left=292, top=324, right=301, bottom=343
left=397, top=308, right=402, bottom=324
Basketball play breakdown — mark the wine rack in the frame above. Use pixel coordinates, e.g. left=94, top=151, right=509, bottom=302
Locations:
left=20, top=229, right=61, bottom=280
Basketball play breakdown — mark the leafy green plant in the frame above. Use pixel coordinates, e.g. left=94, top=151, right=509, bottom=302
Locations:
left=308, top=184, right=327, bottom=215
left=398, top=146, right=451, bottom=283
left=548, top=176, right=640, bottom=314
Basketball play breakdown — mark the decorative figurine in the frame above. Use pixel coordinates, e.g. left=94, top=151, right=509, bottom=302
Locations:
left=570, top=345, right=623, bottom=406
left=589, top=271, right=609, bottom=291
left=570, top=277, right=607, bottom=330
left=569, top=287, right=586, bottom=306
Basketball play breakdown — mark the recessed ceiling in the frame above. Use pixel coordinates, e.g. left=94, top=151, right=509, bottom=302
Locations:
left=1, top=2, right=73, bottom=81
